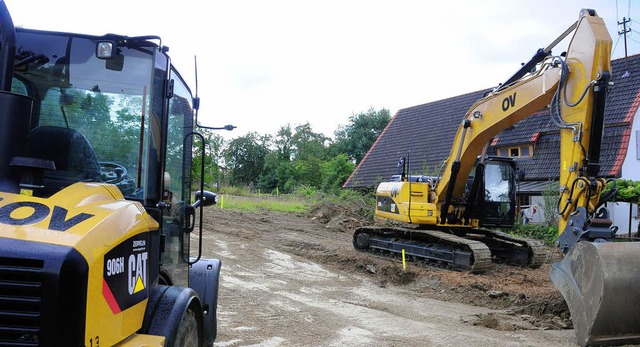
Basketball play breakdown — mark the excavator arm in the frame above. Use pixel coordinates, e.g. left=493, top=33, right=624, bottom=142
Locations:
left=438, top=10, right=640, bottom=346
left=454, top=10, right=639, bottom=347
left=435, top=57, right=562, bottom=224
left=554, top=10, right=613, bottom=246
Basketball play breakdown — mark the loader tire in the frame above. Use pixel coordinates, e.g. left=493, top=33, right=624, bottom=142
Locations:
left=175, top=305, right=200, bottom=347
left=143, top=286, right=204, bottom=347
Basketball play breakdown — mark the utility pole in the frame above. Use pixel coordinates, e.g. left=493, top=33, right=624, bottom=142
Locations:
left=618, top=16, right=631, bottom=76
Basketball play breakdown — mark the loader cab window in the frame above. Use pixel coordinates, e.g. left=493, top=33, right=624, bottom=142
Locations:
left=165, top=73, right=193, bottom=206
left=160, top=69, right=194, bottom=286
left=10, top=29, right=162, bottom=201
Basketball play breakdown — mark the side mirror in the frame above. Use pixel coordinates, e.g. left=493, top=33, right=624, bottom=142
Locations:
left=185, top=190, right=217, bottom=233
left=193, top=190, right=217, bottom=208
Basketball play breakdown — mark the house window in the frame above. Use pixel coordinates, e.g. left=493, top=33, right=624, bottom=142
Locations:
left=498, top=145, right=534, bottom=158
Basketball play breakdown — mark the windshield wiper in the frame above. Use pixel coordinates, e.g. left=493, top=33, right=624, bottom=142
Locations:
left=15, top=52, right=49, bottom=68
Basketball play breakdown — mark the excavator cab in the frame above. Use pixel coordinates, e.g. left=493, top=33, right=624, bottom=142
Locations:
left=467, top=157, right=517, bottom=228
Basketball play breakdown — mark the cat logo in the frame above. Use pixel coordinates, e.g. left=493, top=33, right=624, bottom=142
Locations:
left=128, top=252, right=148, bottom=294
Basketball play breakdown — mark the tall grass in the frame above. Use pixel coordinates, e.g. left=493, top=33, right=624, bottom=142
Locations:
left=216, top=194, right=311, bottom=213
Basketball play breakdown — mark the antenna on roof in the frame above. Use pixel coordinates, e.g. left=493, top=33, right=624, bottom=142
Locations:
left=193, top=55, right=237, bottom=131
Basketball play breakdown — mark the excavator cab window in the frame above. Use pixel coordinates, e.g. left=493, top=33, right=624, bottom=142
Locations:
left=478, top=158, right=516, bottom=227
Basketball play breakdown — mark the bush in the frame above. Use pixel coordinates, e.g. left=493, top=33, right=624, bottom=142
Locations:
left=293, top=184, right=319, bottom=197
left=511, top=222, right=559, bottom=245
left=219, top=185, right=253, bottom=196
left=604, top=179, right=640, bottom=204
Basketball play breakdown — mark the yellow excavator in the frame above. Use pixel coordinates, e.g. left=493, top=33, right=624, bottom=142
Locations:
left=353, top=9, right=640, bottom=346
left=0, top=1, right=222, bottom=346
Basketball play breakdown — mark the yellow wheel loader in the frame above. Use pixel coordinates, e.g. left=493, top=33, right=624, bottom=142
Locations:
left=0, top=1, right=221, bottom=346
left=354, top=9, right=640, bottom=346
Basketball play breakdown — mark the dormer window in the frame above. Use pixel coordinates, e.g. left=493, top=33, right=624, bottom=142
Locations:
left=498, top=144, right=533, bottom=158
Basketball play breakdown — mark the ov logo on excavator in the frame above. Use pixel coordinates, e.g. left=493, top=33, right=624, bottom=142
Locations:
left=502, top=92, right=517, bottom=111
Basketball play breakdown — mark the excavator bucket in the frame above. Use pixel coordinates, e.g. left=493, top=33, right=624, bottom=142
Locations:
left=549, top=241, right=640, bottom=347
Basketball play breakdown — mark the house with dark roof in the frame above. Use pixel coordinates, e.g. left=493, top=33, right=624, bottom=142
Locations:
left=344, top=54, right=640, bottom=232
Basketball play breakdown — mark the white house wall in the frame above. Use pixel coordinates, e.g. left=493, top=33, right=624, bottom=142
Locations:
left=611, top=103, right=640, bottom=234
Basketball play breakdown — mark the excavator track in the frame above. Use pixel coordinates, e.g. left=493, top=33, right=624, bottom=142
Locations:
left=462, top=229, right=547, bottom=269
left=353, top=226, right=493, bottom=273
left=353, top=227, right=546, bottom=272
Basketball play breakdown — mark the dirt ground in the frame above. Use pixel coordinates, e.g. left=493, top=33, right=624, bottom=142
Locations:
left=200, top=197, right=580, bottom=347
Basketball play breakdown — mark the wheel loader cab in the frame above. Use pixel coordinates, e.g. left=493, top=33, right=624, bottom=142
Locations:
left=6, top=28, right=200, bottom=276
left=0, top=16, right=220, bottom=345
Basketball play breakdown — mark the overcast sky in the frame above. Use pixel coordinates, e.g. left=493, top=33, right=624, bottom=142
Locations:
left=4, top=1, right=639, bottom=140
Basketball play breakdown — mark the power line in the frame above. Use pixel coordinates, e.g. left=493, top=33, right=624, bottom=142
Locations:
left=628, top=36, right=640, bottom=45
left=613, top=35, right=622, bottom=56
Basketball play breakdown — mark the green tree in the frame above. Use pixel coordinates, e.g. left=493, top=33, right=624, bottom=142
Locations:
left=333, top=107, right=391, bottom=164
left=192, top=128, right=226, bottom=189
left=257, top=151, right=281, bottom=192
left=256, top=125, right=293, bottom=193
left=257, top=123, right=332, bottom=193
left=321, top=153, right=356, bottom=193
left=274, top=124, right=293, bottom=161
left=223, top=132, right=271, bottom=187
left=541, top=181, right=559, bottom=227
left=289, top=123, right=329, bottom=191
left=608, top=179, right=640, bottom=204
left=291, top=123, right=329, bottom=160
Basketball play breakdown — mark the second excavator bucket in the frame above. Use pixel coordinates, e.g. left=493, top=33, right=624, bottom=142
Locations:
left=549, top=241, right=640, bottom=347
